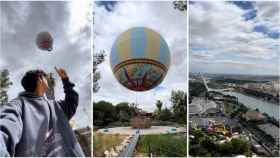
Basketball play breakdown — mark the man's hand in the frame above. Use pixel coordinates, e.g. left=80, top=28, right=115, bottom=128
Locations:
left=55, top=67, right=68, bottom=80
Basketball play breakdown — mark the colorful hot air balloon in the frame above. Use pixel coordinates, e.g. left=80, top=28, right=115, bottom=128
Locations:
left=36, top=31, right=53, bottom=51
left=110, top=27, right=170, bottom=91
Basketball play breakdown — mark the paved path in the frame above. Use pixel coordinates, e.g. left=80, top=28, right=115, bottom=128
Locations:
left=119, top=130, right=140, bottom=157
left=97, top=126, right=185, bottom=135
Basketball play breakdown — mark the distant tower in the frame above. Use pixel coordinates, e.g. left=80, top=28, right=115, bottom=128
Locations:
left=46, top=73, right=55, bottom=100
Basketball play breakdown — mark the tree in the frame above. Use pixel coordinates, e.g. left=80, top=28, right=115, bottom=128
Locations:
left=189, top=81, right=207, bottom=97
left=92, top=10, right=105, bottom=93
left=200, top=136, right=215, bottom=151
left=115, top=102, right=131, bottom=122
left=193, top=129, right=205, bottom=144
left=171, top=90, right=187, bottom=123
left=155, top=100, right=163, bottom=119
left=217, top=138, right=251, bottom=156
left=218, top=141, right=233, bottom=156
left=230, top=138, right=251, bottom=155
left=93, top=101, right=116, bottom=127
left=93, top=50, right=105, bottom=93
left=156, top=100, right=163, bottom=113
left=119, top=110, right=130, bottom=122
left=159, top=107, right=172, bottom=121
left=0, top=69, right=12, bottom=106
left=128, top=102, right=139, bottom=116
left=173, top=1, right=187, bottom=11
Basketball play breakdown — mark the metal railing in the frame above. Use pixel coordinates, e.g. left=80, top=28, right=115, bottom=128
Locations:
left=119, top=130, right=140, bottom=157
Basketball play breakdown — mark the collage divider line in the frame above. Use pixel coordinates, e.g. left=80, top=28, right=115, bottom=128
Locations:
left=186, top=0, right=190, bottom=157
left=91, top=1, right=94, bottom=157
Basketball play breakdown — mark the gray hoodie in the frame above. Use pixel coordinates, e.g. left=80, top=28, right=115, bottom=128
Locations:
left=0, top=79, right=85, bottom=157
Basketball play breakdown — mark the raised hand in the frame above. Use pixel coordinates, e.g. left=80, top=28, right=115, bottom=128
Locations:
left=55, top=67, right=68, bottom=80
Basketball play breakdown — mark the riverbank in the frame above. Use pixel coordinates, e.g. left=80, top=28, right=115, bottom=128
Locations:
left=235, top=88, right=279, bottom=105
left=221, top=91, right=279, bottom=120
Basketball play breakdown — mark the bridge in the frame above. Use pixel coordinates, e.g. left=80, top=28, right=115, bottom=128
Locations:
left=200, top=73, right=232, bottom=92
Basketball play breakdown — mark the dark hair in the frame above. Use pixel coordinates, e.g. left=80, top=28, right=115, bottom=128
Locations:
left=21, top=70, right=47, bottom=92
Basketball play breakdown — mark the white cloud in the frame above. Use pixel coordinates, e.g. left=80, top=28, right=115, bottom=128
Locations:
left=254, top=1, right=280, bottom=31
left=190, top=1, right=279, bottom=75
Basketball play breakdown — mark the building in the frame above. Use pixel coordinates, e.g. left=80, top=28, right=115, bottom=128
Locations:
left=189, top=97, right=218, bottom=116
left=130, top=117, right=151, bottom=129
left=257, top=123, right=280, bottom=145
left=242, top=110, right=265, bottom=121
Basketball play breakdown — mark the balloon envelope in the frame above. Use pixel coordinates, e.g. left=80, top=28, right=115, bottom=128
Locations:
left=110, top=27, right=170, bottom=91
left=36, top=31, right=53, bottom=51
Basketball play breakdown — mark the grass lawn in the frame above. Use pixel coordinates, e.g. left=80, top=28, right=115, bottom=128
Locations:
left=93, top=132, right=127, bottom=157
left=135, top=134, right=187, bottom=157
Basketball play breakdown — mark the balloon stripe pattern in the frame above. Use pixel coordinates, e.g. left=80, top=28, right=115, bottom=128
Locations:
left=110, top=27, right=170, bottom=91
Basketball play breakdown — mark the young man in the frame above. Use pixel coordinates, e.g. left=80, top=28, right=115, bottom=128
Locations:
left=0, top=67, right=85, bottom=156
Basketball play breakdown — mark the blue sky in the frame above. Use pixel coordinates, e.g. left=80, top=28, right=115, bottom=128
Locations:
left=95, top=1, right=117, bottom=12
left=190, top=1, right=279, bottom=76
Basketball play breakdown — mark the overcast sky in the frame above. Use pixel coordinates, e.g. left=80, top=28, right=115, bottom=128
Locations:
left=190, top=1, right=280, bottom=76
left=0, top=1, right=92, bottom=128
left=94, top=1, right=187, bottom=112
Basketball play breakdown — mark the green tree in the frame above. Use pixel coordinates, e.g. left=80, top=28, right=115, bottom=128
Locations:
left=173, top=1, right=187, bottom=11
left=189, top=81, right=207, bottom=97
left=92, top=9, right=105, bottom=93
left=115, top=102, right=131, bottom=122
left=93, top=50, right=105, bottom=93
left=128, top=102, right=138, bottom=116
left=231, top=138, right=251, bottom=155
left=119, top=111, right=130, bottom=122
left=154, top=100, right=163, bottom=119
left=200, top=136, right=215, bottom=152
left=159, top=107, right=172, bottom=121
left=93, top=101, right=116, bottom=127
left=193, top=129, right=205, bottom=144
left=156, top=100, right=163, bottom=113
left=0, top=69, right=12, bottom=106
left=171, top=90, right=187, bottom=123
left=218, top=141, right=233, bottom=156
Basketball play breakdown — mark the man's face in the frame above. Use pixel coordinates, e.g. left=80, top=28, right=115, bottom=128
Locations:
left=37, top=75, right=49, bottom=93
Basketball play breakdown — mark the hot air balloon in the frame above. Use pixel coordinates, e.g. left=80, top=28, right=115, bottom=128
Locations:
left=36, top=31, right=53, bottom=51
left=110, top=27, right=170, bottom=91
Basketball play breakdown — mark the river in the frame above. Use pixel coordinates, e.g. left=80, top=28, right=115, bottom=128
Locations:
left=221, top=91, right=279, bottom=119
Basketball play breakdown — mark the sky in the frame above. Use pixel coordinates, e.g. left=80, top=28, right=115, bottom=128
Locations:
left=94, top=1, right=187, bottom=112
left=189, top=1, right=280, bottom=76
left=0, top=1, right=92, bottom=128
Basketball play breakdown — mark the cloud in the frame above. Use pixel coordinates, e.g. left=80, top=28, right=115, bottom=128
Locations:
left=94, top=1, right=187, bottom=112
left=189, top=1, right=279, bottom=75
left=0, top=1, right=92, bottom=127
